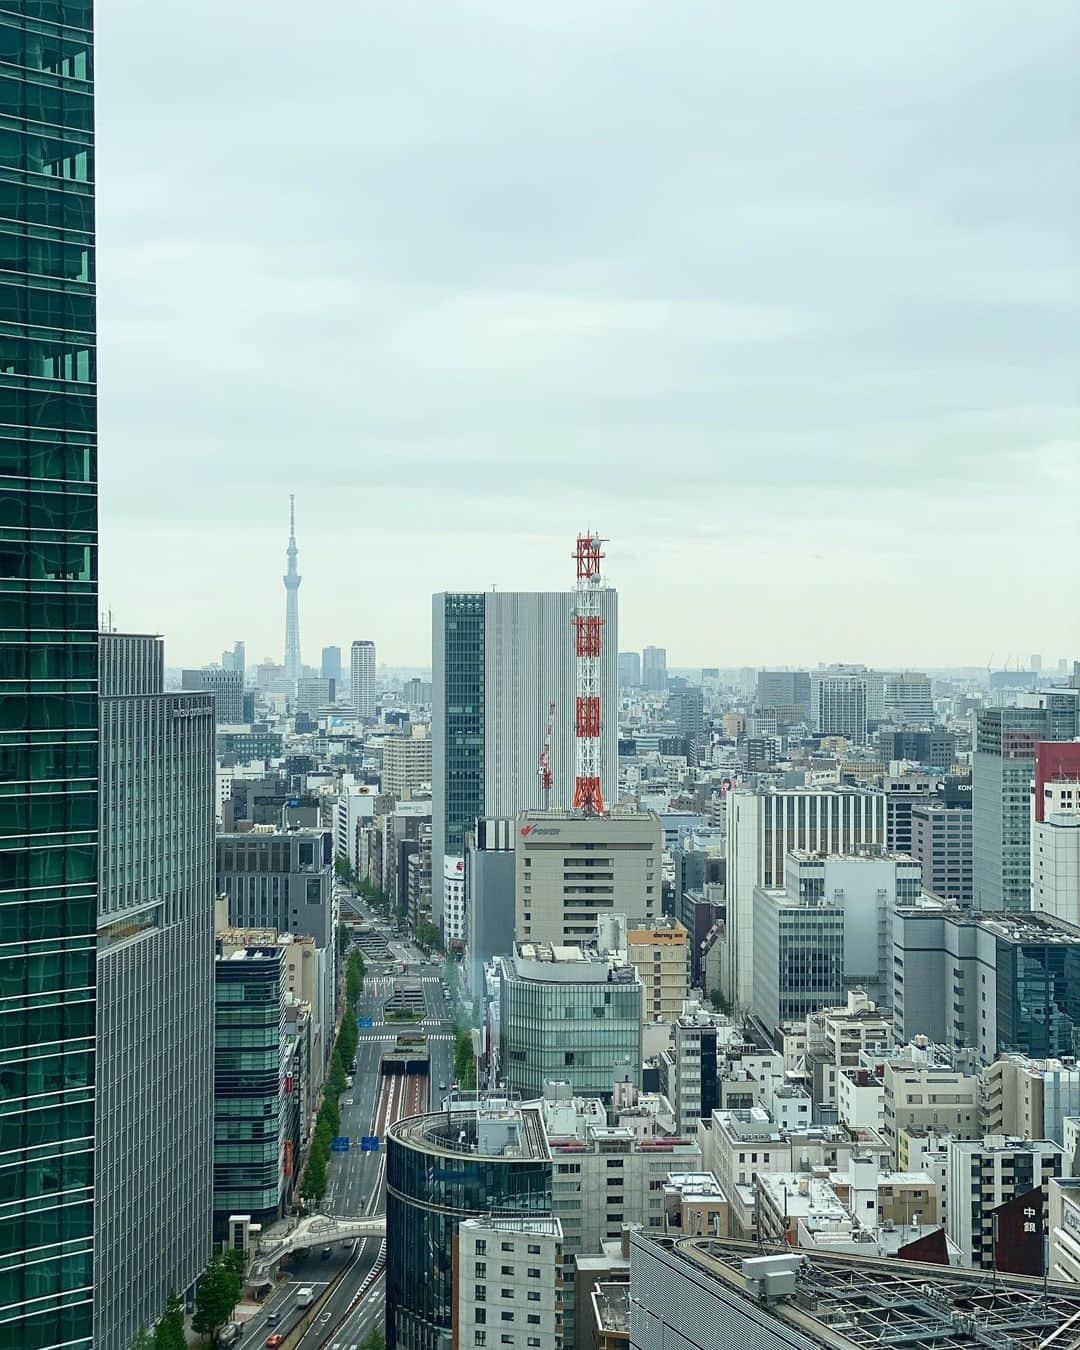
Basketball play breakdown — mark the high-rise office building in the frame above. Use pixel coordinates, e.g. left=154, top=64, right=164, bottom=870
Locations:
left=431, top=588, right=618, bottom=930
left=213, top=946, right=287, bottom=1240
left=751, top=848, right=922, bottom=1033
left=668, top=683, right=704, bottom=750
left=756, top=670, right=811, bottom=721
left=94, top=635, right=215, bottom=1348
left=618, top=650, right=641, bottom=688
left=181, top=665, right=243, bottom=723
left=0, top=9, right=99, bottom=1344
left=350, top=638, right=376, bottom=718
left=973, top=693, right=1080, bottom=910
left=724, top=787, right=886, bottom=1011
left=892, top=905, right=1080, bottom=1060
left=216, top=828, right=336, bottom=1059
left=883, top=672, right=933, bottom=724
left=642, top=644, right=667, bottom=692
left=294, top=675, right=333, bottom=716
left=810, top=668, right=868, bottom=743
left=320, top=644, right=342, bottom=685
left=221, top=640, right=244, bottom=678
left=911, top=799, right=973, bottom=905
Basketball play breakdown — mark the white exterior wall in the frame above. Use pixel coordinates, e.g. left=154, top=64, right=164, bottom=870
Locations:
left=443, top=856, right=466, bottom=942
left=350, top=640, right=376, bottom=718
left=837, top=1073, right=885, bottom=1132
left=334, top=786, right=376, bottom=872
left=1033, top=794, right=1080, bottom=924
left=724, top=790, right=887, bottom=1011
left=456, top=1219, right=563, bottom=1349
left=484, top=588, right=617, bottom=820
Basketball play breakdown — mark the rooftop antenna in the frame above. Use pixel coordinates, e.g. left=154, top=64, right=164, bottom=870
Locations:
left=571, top=532, right=607, bottom=815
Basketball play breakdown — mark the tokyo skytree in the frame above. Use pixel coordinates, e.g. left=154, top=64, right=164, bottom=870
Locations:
left=283, top=494, right=301, bottom=683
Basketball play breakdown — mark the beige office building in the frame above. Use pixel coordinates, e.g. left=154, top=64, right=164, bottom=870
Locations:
left=627, top=919, right=690, bottom=1023
left=515, top=808, right=662, bottom=947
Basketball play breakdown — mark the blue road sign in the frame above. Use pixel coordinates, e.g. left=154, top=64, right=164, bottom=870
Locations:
left=360, top=1136, right=380, bottom=1152
left=331, top=1136, right=351, bottom=1152
left=357, top=1016, right=374, bottom=1028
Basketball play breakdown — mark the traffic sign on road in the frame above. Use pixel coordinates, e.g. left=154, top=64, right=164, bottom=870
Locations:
left=331, top=1136, right=351, bottom=1152
left=358, top=1016, right=374, bottom=1028
left=360, top=1136, right=380, bottom=1152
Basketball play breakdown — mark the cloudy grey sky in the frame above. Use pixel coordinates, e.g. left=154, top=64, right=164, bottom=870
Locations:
left=95, top=1, right=1079, bottom=670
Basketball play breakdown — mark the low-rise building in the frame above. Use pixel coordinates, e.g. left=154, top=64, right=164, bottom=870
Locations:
left=806, top=991, right=892, bottom=1109
left=981, top=1054, right=1080, bottom=1148
left=880, top=1044, right=980, bottom=1161
left=837, top=1068, right=885, bottom=1132
left=946, top=1136, right=1067, bottom=1269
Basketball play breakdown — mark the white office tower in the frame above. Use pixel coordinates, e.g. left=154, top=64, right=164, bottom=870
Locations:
left=724, top=787, right=887, bottom=1013
left=432, top=587, right=617, bottom=930
left=884, top=672, right=934, bottom=724
left=350, top=638, right=376, bottom=718
left=810, top=668, right=869, bottom=743
left=1032, top=765, right=1080, bottom=925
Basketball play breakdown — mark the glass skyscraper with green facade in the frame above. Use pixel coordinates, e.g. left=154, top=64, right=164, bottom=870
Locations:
left=0, top=3, right=97, bottom=1347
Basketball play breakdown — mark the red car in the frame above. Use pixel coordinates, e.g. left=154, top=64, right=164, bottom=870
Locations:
left=266, top=1337, right=284, bottom=1348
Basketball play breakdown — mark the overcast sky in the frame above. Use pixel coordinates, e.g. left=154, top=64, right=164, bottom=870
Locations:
left=95, top=1, right=1079, bottom=671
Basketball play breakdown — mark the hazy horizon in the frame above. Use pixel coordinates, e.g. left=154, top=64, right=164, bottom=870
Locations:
left=95, top=1, right=1079, bottom=667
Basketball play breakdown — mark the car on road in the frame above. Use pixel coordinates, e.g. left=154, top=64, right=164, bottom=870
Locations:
left=321, top=1245, right=332, bottom=1258
left=265, top=1337, right=284, bottom=1349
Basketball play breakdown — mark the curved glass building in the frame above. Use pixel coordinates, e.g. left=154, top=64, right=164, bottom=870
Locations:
left=386, top=1105, right=552, bottom=1350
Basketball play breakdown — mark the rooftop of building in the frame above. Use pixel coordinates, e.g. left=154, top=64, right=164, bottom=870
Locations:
left=507, top=943, right=639, bottom=984
left=664, top=1171, right=726, bottom=1199
left=757, top=1171, right=847, bottom=1221
left=217, top=926, right=315, bottom=948
left=948, top=1135, right=1064, bottom=1155
left=896, top=904, right=1080, bottom=944
left=591, top=1280, right=630, bottom=1334
left=786, top=848, right=922, bottom=866
left=626, top=920, right=688, bottom=944
left=388, top=1105, right=550, bottom=1162
left=649, top=1235, right=1080, bottom=1350
left=217, top=945, right=281, bottom=963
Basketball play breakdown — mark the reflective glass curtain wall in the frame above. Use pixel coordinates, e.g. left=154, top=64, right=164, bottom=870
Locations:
left=0, top=3, right=97, bottom=1348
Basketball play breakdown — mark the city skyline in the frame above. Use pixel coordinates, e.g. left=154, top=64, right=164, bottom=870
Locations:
left=95, top=1, right=1078, bottom=666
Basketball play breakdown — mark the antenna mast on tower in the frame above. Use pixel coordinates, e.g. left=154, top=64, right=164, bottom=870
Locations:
left=571, top=532, right=606, bottom=816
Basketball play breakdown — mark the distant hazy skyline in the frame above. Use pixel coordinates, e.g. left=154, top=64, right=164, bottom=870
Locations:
left=96, top=2, right=1078, bottom=668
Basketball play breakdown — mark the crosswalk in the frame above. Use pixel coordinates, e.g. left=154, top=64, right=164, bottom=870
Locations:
left=354, top=1030, right=454, bottom=1042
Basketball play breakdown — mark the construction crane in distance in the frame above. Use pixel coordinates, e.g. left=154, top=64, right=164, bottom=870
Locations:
left=538, top=700, right=555, bottom=808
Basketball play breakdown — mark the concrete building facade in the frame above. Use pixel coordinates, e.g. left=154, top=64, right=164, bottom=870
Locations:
left=515, top=809, right=662, bottom=947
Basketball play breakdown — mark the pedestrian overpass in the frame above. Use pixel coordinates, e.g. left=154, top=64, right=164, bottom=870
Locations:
left=248, top=1212, right=386, bottom=1286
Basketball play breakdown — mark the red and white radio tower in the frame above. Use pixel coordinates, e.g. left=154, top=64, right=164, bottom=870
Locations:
left=571, top=532, right=606, bottom=815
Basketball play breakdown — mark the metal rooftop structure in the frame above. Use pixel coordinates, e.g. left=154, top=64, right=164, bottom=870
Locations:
left=669, top=1238, right=1080, bottom=1350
